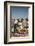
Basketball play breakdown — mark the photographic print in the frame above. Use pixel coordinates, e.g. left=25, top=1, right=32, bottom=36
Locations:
left=10, top=7, right=29, bottom=37
left=4, top=1, right=34, bottom=44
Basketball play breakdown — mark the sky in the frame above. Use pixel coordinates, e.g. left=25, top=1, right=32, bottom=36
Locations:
left=10, top=6, right=28, bottom=19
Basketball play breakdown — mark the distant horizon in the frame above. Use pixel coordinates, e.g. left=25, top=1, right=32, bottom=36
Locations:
left=10, top=6, right=28, bottom=19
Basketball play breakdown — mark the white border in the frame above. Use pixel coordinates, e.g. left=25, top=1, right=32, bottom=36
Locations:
left=7, top=3, right=32, bottom=42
